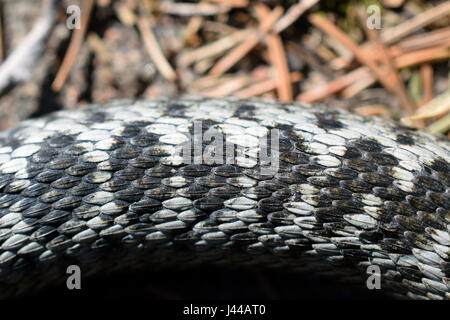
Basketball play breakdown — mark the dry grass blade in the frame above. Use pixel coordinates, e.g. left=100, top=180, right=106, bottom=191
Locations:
left=425, top=113, right=450, bottom=134
left=403, top=90, right=450, bottom=120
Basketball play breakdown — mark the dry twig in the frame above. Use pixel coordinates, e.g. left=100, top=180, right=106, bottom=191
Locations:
left=159, top=1, right=230, bottom=16
left=207, top=0, right=249, bottom=8
left=297, top=67, right=368, bottom=103
left=359, top=9, right=416, bottom=115
left=234, top=72, right=303, bottom=99
left=208, top=5, right=284, bottom=77
left=52, top=0, right=94, bottom=92
left=137, top=14, right=177, bottom=81
left=256, top=4, right=292, bottom=101
left=272, top=0, right=319, bottom=34
left=380, top=1, right=450, bottom=44
left=178, top=30, right=252, bottom=67
left=330, top=7, right=450, bottom=70
left=329, top=45, right=450, bottom=99
left=308, top=13, right=416, bottom=114
left=200, top=74, right=250, bottom=97
left=419, top=64, right=434, bottom=106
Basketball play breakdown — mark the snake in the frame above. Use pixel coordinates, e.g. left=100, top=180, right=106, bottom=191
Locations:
left=0, top=97, right=448, bottom=299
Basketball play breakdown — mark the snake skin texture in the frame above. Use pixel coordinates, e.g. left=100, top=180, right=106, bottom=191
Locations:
left=0, top=97, right=449, bottom=299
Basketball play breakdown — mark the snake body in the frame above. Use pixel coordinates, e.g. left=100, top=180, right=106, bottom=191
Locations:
left=0, top=97, right=448, bottom=299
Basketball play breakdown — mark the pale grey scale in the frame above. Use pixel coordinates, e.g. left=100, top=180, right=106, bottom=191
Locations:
left=0, top=98, right=448, bottom=299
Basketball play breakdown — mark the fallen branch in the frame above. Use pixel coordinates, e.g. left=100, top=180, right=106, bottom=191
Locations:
left=0, top=0, right=58, bottom=94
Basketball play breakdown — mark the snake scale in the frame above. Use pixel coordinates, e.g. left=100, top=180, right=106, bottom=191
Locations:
left=0, top=97, right=448, bottom=299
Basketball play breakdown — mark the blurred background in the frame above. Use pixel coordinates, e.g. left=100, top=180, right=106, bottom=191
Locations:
left=0, top=0, right=449, bottom=134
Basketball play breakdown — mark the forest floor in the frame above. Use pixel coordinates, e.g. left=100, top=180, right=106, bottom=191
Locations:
left=0, top=0, right=449, bottom=132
